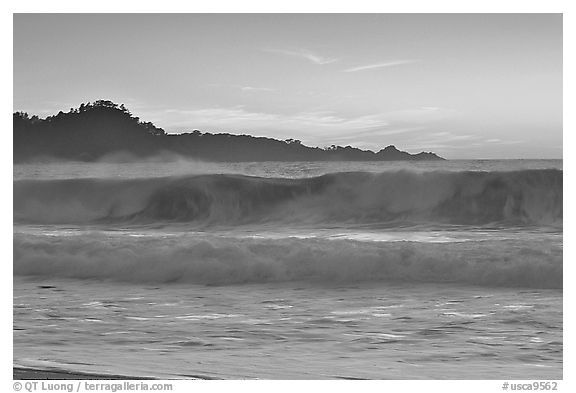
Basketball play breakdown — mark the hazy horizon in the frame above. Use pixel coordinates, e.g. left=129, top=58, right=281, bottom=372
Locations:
left=13, top=14, right=562, bottom=159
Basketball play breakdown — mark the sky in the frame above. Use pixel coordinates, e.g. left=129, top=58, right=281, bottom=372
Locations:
left=13, top=13, right=562, bottom=159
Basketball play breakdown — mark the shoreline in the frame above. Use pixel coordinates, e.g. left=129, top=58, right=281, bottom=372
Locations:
left=13, top=367, right=156, bottom=380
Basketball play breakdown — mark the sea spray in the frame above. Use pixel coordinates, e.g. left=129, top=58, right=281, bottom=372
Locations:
left=14, top=169, right=562, bottom=227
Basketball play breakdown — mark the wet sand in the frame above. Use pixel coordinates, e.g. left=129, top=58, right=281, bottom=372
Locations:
left=13, top=367, right=155, bottom=380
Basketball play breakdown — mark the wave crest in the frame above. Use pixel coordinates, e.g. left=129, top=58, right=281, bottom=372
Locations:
left=14, top=169, right=562, bottom=227
left=13, top=233, right=562, bottom=289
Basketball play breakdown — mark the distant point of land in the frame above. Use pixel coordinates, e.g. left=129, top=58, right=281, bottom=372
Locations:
left=14, top=100, right=445, bottom=162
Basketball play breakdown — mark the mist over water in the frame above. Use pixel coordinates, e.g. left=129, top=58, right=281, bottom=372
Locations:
left=13, top=158, right=562, bottom=180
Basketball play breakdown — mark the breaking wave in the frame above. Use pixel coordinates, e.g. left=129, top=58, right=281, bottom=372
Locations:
left=13, top=233, right=562, bottom=289
left=14, top=169, right=562, bottom=228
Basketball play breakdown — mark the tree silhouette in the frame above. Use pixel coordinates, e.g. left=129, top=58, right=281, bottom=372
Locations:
left=13, top=100, right=444, bottom=162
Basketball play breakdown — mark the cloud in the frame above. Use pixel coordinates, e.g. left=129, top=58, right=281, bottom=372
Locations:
left=161, top=104, right=517, bottom=156
left=147, top=105, right=525, bottom=155
left=159, top=107, right=385, bottom=134
left=265, top=48, right=338, bottom=65
left=344, top=60, right=417, bottom=72
left=149, top=106, right=456, bottom=152
left=379, top=107, right=454, bottom=124
left=240, top=86, right=275, bottom=93
left=485, top=139, right=524, bottom=145
left=208, top=84, right=276, bottom=93
left=156, top=106, right=454, bottom=135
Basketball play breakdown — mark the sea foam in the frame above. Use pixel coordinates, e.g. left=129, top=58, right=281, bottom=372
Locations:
left=14, top=232, right=562, bottom=288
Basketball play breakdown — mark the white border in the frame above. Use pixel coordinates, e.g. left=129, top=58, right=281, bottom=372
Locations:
left=4, top=2, right=572, bottom=392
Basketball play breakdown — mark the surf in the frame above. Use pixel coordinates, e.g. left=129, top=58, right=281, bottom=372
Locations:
left=13, top=232, right=562, bottom=288
left=13, top=169, right=562, bottom=228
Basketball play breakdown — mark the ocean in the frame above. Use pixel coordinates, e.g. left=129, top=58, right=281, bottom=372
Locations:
left=13, top=159, right=563, bottom=379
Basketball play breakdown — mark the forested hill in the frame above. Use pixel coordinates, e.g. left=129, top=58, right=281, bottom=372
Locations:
left=13, top=100, right=445, bottom=162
